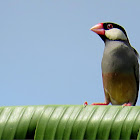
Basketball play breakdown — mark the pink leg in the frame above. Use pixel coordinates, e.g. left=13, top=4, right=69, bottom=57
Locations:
left=91, top=102, right=109, bottom=105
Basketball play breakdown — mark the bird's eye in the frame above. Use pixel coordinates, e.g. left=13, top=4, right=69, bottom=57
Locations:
left=107, top=24, right=113, bottom=29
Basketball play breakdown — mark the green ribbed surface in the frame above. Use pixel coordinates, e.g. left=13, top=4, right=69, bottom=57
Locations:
left=35, top=105, right=140, bottom=140
left=0, top=105, right=139, bottom=139
left=0, top=105, right=46, bottom=139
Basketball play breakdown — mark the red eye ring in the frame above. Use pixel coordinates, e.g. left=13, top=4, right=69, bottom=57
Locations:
left=107, top=24, right=113, bottom=29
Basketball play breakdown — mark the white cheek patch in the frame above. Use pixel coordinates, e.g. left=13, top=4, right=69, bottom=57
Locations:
left=105, top=28, right=127, bottom=40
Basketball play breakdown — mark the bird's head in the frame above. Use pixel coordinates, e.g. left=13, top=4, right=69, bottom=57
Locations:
left=90, top=22, right=128, bottom=42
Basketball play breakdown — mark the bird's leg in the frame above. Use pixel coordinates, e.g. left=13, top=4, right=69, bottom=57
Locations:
left=84, top=100, right=109, bottom=106
left=92, top=99, right=110, bottom=105
left=91, top=102, right=109, bottom=105
left=122, top=103, right=132, bottom=106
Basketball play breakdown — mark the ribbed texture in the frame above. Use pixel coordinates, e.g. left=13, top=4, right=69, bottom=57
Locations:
left=0, top=105, right=139, bottom=139
left=35, top=105, right=140, bottom=140
left=0, top=106, right=46, bottom=139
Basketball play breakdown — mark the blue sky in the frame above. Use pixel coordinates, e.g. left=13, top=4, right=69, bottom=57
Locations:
left=0, top=1, right=140, bottom=106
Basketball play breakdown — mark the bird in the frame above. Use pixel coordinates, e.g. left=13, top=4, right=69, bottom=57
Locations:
left=90, top=22, right=139, bottom=106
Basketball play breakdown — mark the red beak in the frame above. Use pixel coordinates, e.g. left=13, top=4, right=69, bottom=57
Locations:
left=90, top=23, right=105, bottom=35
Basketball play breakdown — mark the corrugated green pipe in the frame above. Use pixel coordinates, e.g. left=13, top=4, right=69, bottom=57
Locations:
left=0, top=105, right=139, bottom=139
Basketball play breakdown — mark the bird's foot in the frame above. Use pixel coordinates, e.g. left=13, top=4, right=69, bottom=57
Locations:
left=83, top=102, right=109, bottom=107
left=122, top=103, right=132, bottom=106
left=91, top=102, right=109, bottom=105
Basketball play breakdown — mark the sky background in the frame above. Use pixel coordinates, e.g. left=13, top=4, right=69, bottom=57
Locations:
left=0, top=1, right=140, bottom=106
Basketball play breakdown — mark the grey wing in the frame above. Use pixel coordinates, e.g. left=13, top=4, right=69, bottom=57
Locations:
left=132, top=46, right=139, bottom=58
left=133, top=49, right=139, bottom=105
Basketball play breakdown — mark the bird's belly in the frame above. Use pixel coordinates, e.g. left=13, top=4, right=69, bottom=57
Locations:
left=102, top=73, right=137, bottom=105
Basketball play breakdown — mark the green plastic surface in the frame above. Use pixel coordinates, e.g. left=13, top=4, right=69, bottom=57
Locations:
left=0, top=105, right=139, bottom=139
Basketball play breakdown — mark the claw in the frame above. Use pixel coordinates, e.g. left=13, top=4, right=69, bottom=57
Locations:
left=123, top=103, right=132, bottom=106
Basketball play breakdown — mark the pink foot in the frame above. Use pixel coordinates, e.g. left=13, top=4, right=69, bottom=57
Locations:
left=123, top=103, right=132, bottom=106
left=91, top=103, right=109, bottom=105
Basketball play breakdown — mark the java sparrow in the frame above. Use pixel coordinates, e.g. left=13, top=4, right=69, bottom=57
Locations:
left=90, top=22, right=139, bottom=106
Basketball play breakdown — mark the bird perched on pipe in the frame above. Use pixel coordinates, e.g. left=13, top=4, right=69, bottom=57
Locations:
left=90, top=22, right=139, bottom=106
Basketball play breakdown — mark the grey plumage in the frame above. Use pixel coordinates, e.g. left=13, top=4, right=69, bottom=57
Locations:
left=91, top=22, right=139, bottom=106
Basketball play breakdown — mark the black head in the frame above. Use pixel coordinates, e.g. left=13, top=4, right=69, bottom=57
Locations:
left=90, top=22, right=128, bottom=42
